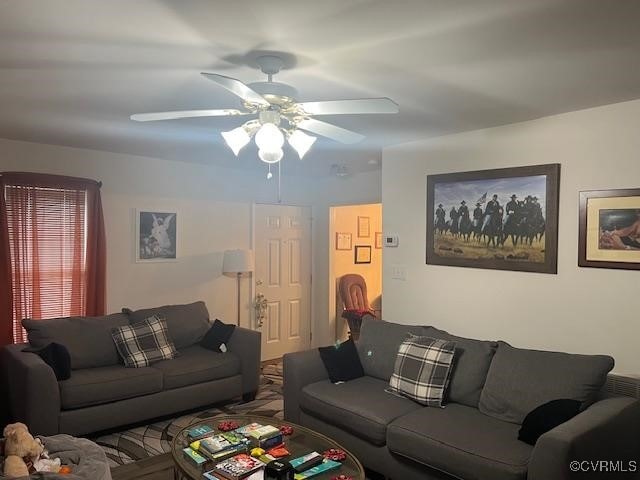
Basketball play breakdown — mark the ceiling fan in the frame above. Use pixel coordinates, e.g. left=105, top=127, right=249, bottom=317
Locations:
left=130, top=55, right=399, bottom=168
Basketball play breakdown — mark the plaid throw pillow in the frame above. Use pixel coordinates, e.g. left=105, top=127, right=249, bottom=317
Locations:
left=387, top=335, right=456, bottom=407
left=111, top=315, right=178, bottom=368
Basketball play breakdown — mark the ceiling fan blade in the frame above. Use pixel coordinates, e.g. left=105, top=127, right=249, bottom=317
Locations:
left=297, top=98, right=399, bottom=116
left=130, top=109, right=250, bottom=122
left=201, top=73, right=270, bottom=107
left=297, top=118, right=365, bottom=144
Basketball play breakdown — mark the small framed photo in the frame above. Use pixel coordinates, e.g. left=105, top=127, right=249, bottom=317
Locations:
left=335, top=232, right=352, bottom=250
left=354, top=245, right=372, bottom=264
left=375, top=232, right=383, bottom=249
left=357, top=216, right=370, bottom=238
left=136, top=210, right=178, bottom=262
left=579, top=189, right=640, bottom=270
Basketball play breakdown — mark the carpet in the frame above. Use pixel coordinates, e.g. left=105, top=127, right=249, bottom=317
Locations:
left=93, top=363, right=283, bottom=468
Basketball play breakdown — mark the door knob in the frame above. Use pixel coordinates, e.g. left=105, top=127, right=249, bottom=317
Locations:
left=256, top=279, right=263, bottom=286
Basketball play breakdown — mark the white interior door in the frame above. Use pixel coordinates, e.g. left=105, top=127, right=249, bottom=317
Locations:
left=254, top=204, right=312, bottom=361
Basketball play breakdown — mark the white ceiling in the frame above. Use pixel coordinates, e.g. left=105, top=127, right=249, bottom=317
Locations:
left=1, top=0, right=640, bottom=176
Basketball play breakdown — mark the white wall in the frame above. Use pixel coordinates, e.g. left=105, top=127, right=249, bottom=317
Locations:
left=382, top=99, right=640, bottom=375
left=0, top=138, right=381, bottom=347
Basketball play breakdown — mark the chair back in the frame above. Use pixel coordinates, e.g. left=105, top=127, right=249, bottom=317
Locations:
left=338, top=274, right=370, bottom=311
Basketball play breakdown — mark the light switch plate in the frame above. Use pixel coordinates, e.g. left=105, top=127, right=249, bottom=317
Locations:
left=391, top=265, right=407, bottom=281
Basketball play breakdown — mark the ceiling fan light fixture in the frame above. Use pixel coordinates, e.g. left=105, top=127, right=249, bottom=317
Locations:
left=255, top=123, right=284, bottom=151
left=288, top=130, right=316, bottom=159
left=221, top=126, right=250, bottom=156
left=258, top=147, right=284, bottom=164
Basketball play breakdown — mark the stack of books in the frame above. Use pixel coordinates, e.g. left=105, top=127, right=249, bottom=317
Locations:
left=195, top=432, right=251, bottom=462
left=245, top=425, right=283, bottom=449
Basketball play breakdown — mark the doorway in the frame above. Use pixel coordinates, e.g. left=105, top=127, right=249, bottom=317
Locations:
left=330, top=203, right=382, bottom=341
left=253, top=204, right=312, bottom=361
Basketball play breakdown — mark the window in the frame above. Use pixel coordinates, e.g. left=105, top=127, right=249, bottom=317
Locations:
left=0, top=173, right=106, bottom=345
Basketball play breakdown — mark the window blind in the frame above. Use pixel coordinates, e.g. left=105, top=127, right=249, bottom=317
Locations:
left=4, top=184, right=87, bottom=343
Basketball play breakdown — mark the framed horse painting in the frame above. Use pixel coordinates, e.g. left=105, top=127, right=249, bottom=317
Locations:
left=426, top=164, right=560, bottom=274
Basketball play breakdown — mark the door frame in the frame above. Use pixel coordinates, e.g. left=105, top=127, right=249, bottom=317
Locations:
left=251, top=202, right=314, bottom=357
left=329, top=202, right=383, bottom=342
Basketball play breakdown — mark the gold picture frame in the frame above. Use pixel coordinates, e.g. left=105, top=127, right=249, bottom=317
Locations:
left=335, top=232, right=352, bottom=250
left=354, top=245, right=372, bottom=264
left=357, top=216, right=370, bottom=238
left=579, top=189, right=640, bottom=270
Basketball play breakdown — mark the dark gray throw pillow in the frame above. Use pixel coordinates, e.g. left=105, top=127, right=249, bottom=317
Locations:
left=201, top=319, right=235, bottom=352
left=22, top=313, right=129, bottom=369
left=518, top=399, right=583, bottom=445
left=479, top=341, right=614, bottom=424
left=318, top=338, right=364, bottom=383
left=424, top=326, right=498, bottom=407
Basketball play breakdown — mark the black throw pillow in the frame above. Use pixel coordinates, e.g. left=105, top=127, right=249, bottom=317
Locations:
left=518, top=398, right=582, bottom=445
left=318, top=338, right=364, bottom=383
left=201, top=319, right=236, bottom=352
left=23, top=342, right=71, bottom=381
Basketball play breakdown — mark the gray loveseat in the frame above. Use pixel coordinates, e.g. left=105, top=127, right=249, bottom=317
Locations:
left=1, top=301, right=261, bottom=436
left=284, top=319, right=640, bottom=480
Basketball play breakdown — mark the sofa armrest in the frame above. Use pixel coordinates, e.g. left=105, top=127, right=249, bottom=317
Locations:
left=0, top=344, right=60, bottom=435
left=528, top=397, right=640, bottom=480
left=283, top=348, right=329, bottom=423
left=226, top=327, right=261, bottom=396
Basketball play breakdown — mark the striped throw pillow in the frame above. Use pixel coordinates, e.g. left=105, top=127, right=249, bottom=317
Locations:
left=112, top=315, right=178, bottom=368
left=387, top=335, right=456, bottom=407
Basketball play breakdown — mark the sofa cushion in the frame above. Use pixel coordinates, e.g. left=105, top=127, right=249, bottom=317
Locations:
left=356, top=318, right=427, bottom=382
left=124, top=301, right=210, bottom=350
left=424, top=326, right=498, bottom=407
left=387, top=335, right=456, bottom=407
left=112, top=316, right=179, bottom=368
left=59, top=364, right=163, bottom=409
left=479, top=341, right=614, bottom=424
left=22, top=313, right=129, bottom=369
left=299, top=376, right=422, bottom=446
left=387, top=404, right=533, bottom=480
left=152, top=345, right=241, bottom=390
left=318, top=338, right=364, bottom=383
left=201, top=319, right=236, bottom=352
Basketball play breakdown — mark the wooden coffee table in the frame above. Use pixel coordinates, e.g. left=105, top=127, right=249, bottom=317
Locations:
left=172, top=414, right=365, bottom=480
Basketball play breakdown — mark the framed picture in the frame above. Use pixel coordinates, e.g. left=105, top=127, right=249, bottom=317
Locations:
left=136, top=210, right=178, bottom=262
left=579, top=189, right=640, bottom=270
left=354, top=245, right=372, bottom=264
left=335, top=232, right=352, bottom=250
left=375, top=232, right=383, bottom=249
left=426, top=164, right=560, bottom=274
left=357, top=216, right=370, bottom=238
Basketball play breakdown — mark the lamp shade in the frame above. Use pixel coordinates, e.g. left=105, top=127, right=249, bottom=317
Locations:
left=223, top=249, right=254, bottom=275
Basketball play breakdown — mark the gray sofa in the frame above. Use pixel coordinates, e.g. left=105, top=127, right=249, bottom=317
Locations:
left=1, top=301, right=261, bottom=437
left=284, top=319, right=640, bottom=480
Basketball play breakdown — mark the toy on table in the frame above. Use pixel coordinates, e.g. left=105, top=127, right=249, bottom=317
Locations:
left=322, top=448, right=347, bottom=462
left=218, top=420, right=240, bottom=432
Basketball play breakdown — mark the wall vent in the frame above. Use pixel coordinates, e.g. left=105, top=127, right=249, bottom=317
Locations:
left=604, top=373, right=640, bottom=400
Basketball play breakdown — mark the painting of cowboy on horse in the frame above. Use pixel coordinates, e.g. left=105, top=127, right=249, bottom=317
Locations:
left=431, top=175, right=547, bottom=263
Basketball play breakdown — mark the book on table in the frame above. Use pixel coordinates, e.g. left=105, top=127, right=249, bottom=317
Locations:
left=213, top=453, right=265, bottom=480
left=198, top=443, right=248, bottom=462
left=182, top=447, right=208, bottom=469
left=187, top=424, right=214, bottom=441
